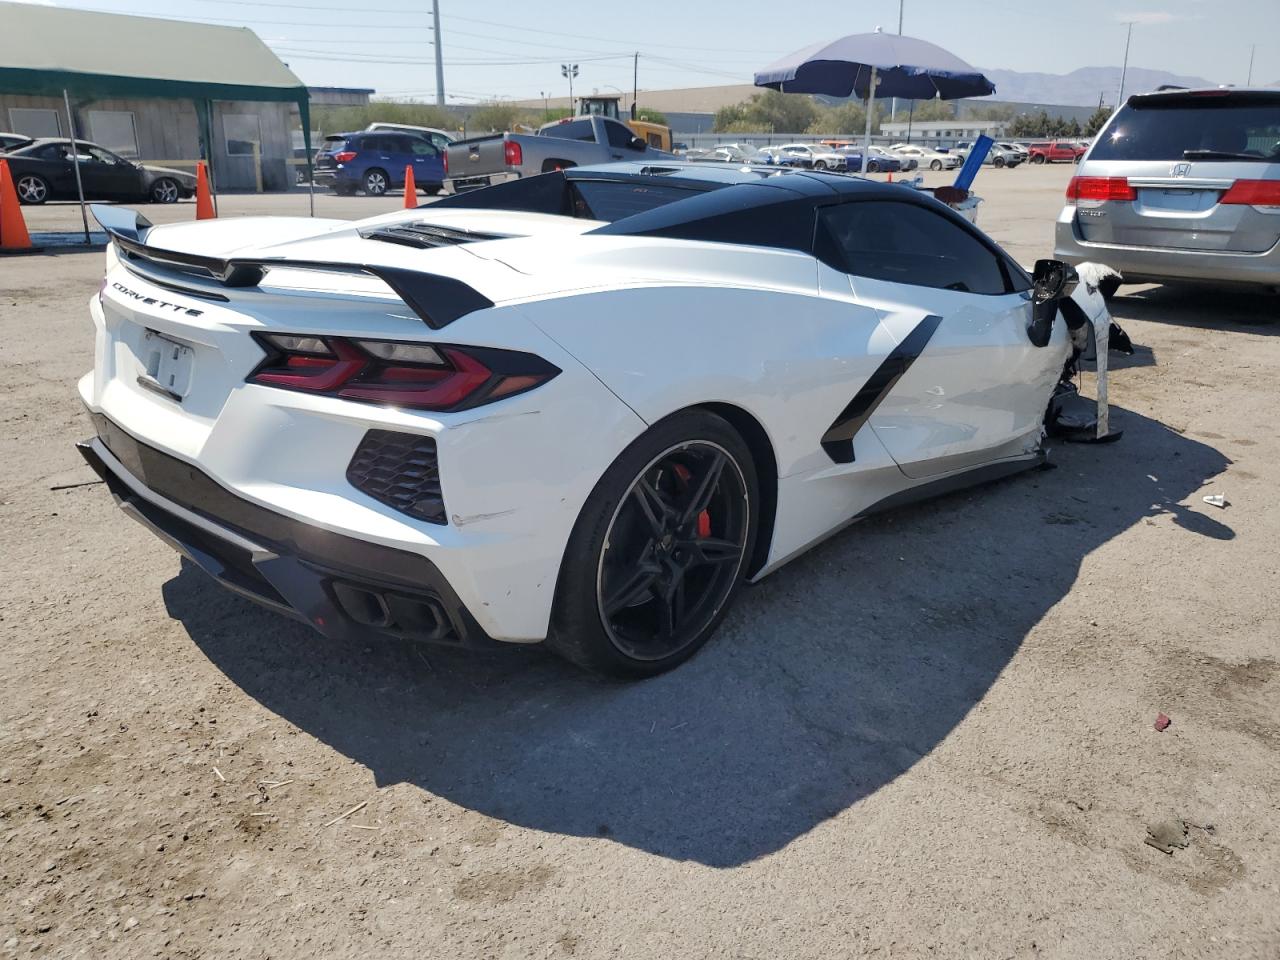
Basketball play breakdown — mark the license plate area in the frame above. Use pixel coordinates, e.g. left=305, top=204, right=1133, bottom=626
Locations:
left=137, top=329, right=195, bottom=401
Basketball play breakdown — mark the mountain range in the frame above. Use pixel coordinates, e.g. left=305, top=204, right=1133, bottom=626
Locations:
left=979, top=66, right=1218, bottom=107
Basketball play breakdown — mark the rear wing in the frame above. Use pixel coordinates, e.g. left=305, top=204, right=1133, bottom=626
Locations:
left=90, top=204, right=492, bottom=330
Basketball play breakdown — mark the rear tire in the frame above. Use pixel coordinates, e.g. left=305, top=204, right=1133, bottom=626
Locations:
left=425, top=185, right=442, bottom=196
left=1032, top=154, right=1045, bottom=164
left=363, top=168, right=389, bottom=196
left=547, top=410, right=759, bottom=679
left=994, top=155, right=1005, bottom=167
left=16, top=173, right=48, bottom=205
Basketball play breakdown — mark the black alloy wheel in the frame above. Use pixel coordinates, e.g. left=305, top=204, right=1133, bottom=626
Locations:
left=549, top=410, right=758, bottom=678
left=597, top=441, right=749, bottom=662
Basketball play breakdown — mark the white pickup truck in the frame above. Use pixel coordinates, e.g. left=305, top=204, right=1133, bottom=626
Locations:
left=444, top=115, right=671, bottom=193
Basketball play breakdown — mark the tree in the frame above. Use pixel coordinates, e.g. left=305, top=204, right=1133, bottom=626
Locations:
left=312, top=101, right=457, bottom=137
left=713, top=102, right=749, bottom=132
left=906, top=97, right=955, bottom=122
left=1084, top=106, right=1113, bottom=137
left=634, top=107, right=667, bottom=125
left=1007, top=109, right=1052, bottom=138
left=712, top=90, right=819, bottom=134
left=538, top=107, right=574, bottom=125
left=467, top=101, right=525, bottom=133
left=965, top=103, right=1016, bottom=122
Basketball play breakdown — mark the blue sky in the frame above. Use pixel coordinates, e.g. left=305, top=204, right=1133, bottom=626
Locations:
left=20, top=0, right=1280, bottom=102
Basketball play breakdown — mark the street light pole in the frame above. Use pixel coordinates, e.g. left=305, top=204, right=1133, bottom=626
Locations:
left=561, top=63, right=579, bottom=114
left=1247, top=44, right=1256, bottom=85
left=891, top=0, right=903, bottom=123
left=1116, top=21, right=1133, bottom=108
left=431, top=1, right=445, bottom=107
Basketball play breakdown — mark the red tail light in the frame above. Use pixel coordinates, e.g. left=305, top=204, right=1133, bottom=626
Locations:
left=1220, top=179, right=1280, bottom=207
left=333, top=150, right=357, bottom=163
left=248, top=334, right=559, bottom=412
left=443, top=149, right=448, bottom=176
left=1066, top=176, right=1136, bottom=203
left=504, top=140, right=523, bottom=167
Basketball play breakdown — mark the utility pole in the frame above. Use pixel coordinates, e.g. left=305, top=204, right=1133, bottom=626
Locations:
left=1116, top=21, right=1133, bottom=108
left=561, top=63, right=579, bottom=114
left=431, top=2, right=445, bottom=106
left=1246, top=44, right=1256, bottom=85
left=632, top=52, right=639, bottom=119
left=541, top=90, right=548, bottom=117
left=891, top=0, right=903, bottom=122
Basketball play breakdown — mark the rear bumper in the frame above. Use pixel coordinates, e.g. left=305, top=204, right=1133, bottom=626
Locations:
left=1054, top=207, right=1280, bottom=287
left=445, top=171, right=520, bottom=194
left=79, top=415, right=498, bottom=649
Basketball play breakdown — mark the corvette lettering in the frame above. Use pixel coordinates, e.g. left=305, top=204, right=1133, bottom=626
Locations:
left=111, top=282, right=204, bottom=317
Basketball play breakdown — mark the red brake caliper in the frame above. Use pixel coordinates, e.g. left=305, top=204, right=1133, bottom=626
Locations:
left=673, top=464, right=712, bottom=537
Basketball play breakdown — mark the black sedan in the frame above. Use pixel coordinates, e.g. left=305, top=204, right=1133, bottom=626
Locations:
left=4, top=139, right=196, bottom=205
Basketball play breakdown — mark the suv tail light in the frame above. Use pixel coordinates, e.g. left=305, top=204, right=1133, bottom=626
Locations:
left=333, top=150, right=357, bottom=164
left=504, top=140, right=523, bottom=167
left=248, top=334, right=559, bottom=411
left=443, top=148, right=448, bottom=176
left=1066, top=176, right=1136, bottom=203
left=1220, top=179, right=1280, bottom=208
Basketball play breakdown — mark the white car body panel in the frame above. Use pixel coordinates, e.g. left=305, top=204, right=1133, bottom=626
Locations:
left=76, top=164, right=1105, bottom=654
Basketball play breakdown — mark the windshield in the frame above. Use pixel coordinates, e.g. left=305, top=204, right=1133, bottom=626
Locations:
left=1091, top=95, right=1280, bottom=162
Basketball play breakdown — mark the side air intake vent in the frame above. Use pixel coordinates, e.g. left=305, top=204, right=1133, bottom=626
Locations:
left=347, top=430, right=445, bottom=524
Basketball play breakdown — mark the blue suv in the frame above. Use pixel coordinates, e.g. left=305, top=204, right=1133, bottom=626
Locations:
left=314, top=131, right=445, bottom=197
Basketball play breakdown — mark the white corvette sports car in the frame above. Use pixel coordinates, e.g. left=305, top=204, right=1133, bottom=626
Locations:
left=79, top=163, right=1114, bottom=677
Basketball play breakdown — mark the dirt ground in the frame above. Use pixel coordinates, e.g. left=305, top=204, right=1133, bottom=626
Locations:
left=2, top=166, right=1278, bottom=959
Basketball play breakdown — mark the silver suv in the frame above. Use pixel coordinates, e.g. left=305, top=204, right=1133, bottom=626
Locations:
left=1055, top=88, right=1280, bottom=293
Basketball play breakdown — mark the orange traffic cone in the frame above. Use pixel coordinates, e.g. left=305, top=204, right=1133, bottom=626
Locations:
left=0, top=158, right=34, bottom=252
left=887, top=171, right=893, bottom=182
left=403, top=164, right=417, bottom=208
left=195, top=161, right=215, bottom=220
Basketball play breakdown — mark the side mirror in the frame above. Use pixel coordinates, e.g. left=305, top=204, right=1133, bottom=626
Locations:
left=629, top=135, right=647, bottom=151
left=1031, top=258, right=1079, bottom=304
left=1027, top=259, right=1079, bottom=347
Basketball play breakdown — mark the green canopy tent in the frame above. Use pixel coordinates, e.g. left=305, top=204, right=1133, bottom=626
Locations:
left=0, top=0, right=314, bottom=239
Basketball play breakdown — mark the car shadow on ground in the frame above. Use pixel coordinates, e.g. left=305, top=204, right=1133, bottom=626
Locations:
left=1112, top=284, right=1280, bottom=334
left=163, top=407, right=1229, bottom=868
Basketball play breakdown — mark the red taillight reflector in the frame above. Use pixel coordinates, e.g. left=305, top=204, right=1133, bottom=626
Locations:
left=248, top=335, right=559, bottom=412
left=504, top=140, right=523, bottom=167
left=1066, top=176, right=1136, bottom=202
left=333, top=150, right=357, bottom=163
left=1220, top=179, right=1280, bottom=206
left=443, top=149, right=448, bottom=175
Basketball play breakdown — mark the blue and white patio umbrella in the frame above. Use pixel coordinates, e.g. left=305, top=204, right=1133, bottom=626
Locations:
left=754, top=28, right=995, bottom=174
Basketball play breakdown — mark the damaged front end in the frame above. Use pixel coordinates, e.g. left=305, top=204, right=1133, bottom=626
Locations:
left=1043, top=262, right=1133, bottom=444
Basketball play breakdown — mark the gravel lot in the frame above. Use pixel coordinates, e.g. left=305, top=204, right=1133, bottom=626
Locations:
left=2, top=166, right=1278, bottom=959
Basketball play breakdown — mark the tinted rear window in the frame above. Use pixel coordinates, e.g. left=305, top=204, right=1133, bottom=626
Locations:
left=323, top=136, right=349, bottom=152
left=570, top=180, right=704, bottom=221
left=1091, top=96, right=1280, bottom=162
left=542, top=119, right=595, bottom=142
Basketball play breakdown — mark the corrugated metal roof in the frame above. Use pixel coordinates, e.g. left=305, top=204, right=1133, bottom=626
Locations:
left=0, top=1, right=303, bottom=90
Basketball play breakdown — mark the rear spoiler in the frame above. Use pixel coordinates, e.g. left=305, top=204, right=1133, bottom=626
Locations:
left=90, top=204, right=493, bottom=330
